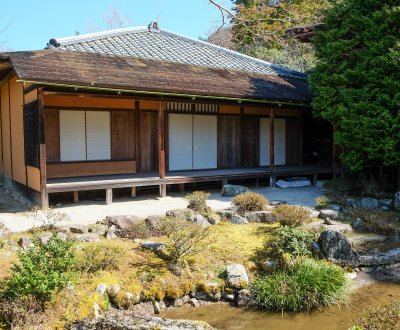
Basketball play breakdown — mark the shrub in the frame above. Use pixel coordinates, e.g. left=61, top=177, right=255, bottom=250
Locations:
left=350, top=299, right=400, bottom=330
left=265, top=226, right=314, bottom=262
left=78, top=241, right=127, bottom=273
left=0, top=221, right=10, bottom=238
left=161, top=217, right=211, bottom=265
left=32, top=207, right=70, bottom=230
left=185, top=191, right=211, bottom=214
left=232, top=192, right=268, bottom=213
left=3, top=235, right=76, bottom=302
left=344, top=208, right=400, bottom=235
left=315, top=196, right=330, bottom=209
left=0, top=295, right=42, bottom=329
left=272, top=205, right=312, bottom=227
left=250, top=258, right=350, bottom=312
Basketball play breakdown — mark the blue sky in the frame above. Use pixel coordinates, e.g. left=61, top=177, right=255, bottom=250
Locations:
left=1, top=0, right=231, bottom=51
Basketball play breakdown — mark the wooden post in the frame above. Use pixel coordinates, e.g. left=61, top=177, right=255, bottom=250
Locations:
left=134, top=101, right=141, bottom=172
left=159, top=184, right=167, bottom=198
left=158, top=101, right=166, bottom=179
left=332, top=126, right=336, bottom=181
left=38, top=88, right=49, bottom=209
left=269, top=108, right=276, bottom=188
left=222, top=179, right=228, bottom=187
left=312, top=174, right=318, bottom=186
left=179, top=183, right=185, bottom=193
left=106, top=188, right=113, bottom=205
left=73, top=191, right=79, bottom=203
left=131, top=187, right=136, bottom=198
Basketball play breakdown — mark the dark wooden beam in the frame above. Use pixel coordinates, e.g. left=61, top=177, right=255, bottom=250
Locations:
left=332, top=126, right=336, bottom=180
left=158, top=101, right=166, bottom=179
left=269, top=108, right=276, bottom=187
left=134, top=101, right=141, bottom=173
left=38, top=88, right=49, bottom=208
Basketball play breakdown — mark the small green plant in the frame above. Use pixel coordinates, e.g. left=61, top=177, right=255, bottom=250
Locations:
left=265, top=226, right=315, bottom=262
left=78, top=241, right=127, bottom=273
left=3, top=235, right=76, bottom=302
left=232, top=192, right=268, bottom=213
left=272, top=204, right=312, bottom=227
left=250, top=258, right=350, bottom=312
left=185, top=191, right=211, bottom=214
left=350, top=299, right=400, bottom=330
left=32, top=207, right=70, bottom=230
left=315, top=196, right=330, bottom=209
left=161, top=217, right=212, bottom=265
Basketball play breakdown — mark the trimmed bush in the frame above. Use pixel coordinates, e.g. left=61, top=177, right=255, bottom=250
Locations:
left=315, top=196, right=330, bottom=209
left=272, top=205, right=312, bottom=227
left=185, top=191, right=211, bottom=214
left=250, top=258, right=350, bottom=312
left=78, top=241, right=127, bottom=273
left=3, top=235, right=76, bottom=302
left=266, top=226, right=314, bottom=262
left=351, top=299, right=400, bottom=330
left=232, top=192, right=268, bottom=213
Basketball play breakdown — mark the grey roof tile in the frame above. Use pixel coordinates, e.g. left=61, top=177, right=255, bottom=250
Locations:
left=48, top=26, right=306, bottom=80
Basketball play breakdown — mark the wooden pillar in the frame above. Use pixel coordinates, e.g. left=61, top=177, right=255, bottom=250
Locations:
left=222, top=179, right=228, bottom=187
left=134, top=100, right=141, bottom=173
left=269, top=108, right=276, bottom=187
left=38, top=88, right=49, bottom=209
left=312, top=173, right=318, bottom=186
left=159, top=184, right=167, bottom=198
left=332, top=126, right=337, bottom=181
left=73, top=191, right=79, bottom=203
left=179, top=183, right=185, bottom=193
left=131, top=187, right=136, bottom=198
left=106, top=188, right=113, bottom=205
left=158, top=101, right=166, bottom=179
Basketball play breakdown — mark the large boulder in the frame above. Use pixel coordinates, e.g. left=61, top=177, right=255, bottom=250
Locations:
left=245, top=211, right=275, bottom=223
left=318, top=230, right=359, bottom=266
left=236, top=289, right=252, bottom=308
left=360, top=198, right=379, bottom=209
left=230, top=215, right=248, bottom=225
left=221, top=184, right=249, bottom=197
left=394, top=192, right=400, bottom=211
left=216, top=210, right=233, bottom=220
left=69, top=224, right=89, bottom=234
left=193, top=214, right=210, bottom=227
left=359, top=248, right=400, bottom=267
left=106, top=215, right=142, bottom=230
left=226, top=264, right=249, bottom=289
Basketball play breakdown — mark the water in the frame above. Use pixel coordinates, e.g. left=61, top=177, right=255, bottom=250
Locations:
left=162, top=282, right=400, bottom=330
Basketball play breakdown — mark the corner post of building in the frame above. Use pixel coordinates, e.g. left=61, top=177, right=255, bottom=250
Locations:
left=269, top=108, right=276, bottom=187
left=38, top=88, right=48, bottom=209
left=158, top=100, right=167, bottom=197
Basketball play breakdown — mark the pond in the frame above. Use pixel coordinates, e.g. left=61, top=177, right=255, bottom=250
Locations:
left=162, top=282, right=400, bottom=330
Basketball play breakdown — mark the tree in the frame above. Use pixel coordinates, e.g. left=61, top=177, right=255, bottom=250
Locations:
left=208, top=0, right=329, bottom=71
left=309, top=0, right=400, bottom=172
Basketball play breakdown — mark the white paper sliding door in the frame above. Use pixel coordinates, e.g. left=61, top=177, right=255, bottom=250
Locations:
left=259, top=118, right=286, bottom=166
left=86, top=111, right=111, bottom=160
left=60, top=111, right=86, bottom=161
left=169, top=114, right=193, bottom=170
left=193, top=115, right=217, bottom=169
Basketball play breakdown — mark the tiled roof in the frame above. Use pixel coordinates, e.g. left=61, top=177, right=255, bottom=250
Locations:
left=1, top=50, right=312, bottom=102
left=48, top=25, right=306, bottom=80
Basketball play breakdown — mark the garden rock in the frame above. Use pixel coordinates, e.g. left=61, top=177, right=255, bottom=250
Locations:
left=153, top=301, right=162, bottom=314
left=88, top=224, right=108, bottom=235
left=72, top=233, right=100, bottom=243
left=394, top=192, right=400, bottom=211
left=70, top=311, right=215, bottom=330
left=328, top=204, right=342, bottom=212
left=188, top=298, right=200, bottom=307
left=207, top=214, right=221, bottom=225
left=96, top=284, right=107, bottom=295
left=310, top=242, right=322, bottom=255
left=173, top=298, right=185, bottom=307
left=318, top=209, right=339, bottom=220
left=222, top=292, right=235, bottom=302
left=193, top=214, right=210, bottom=227
left=351, top=218, right=367, bottom=232
left=106, top=284, right=121, bottom=298
left=318, top=230, right=359, bottom=266
left=216, top=210, right=233, bottom=220
left=323, top=217, right=333, bottom=225
left=166, top=208, right=195, bottom=221
left=106, top=215, right=141, bottom=230
left=130, top=302, right=157, bottom=315
left=106, top=225, right=117, bottom=240
left=245, top=211, right=275, bottom=223
left=379, top=199, right=393, bottom=208
left=38, top=232, right=53, bottom=244
left=18, top=237, right=33, bottom=251
left=203, top=282, right=221, bottom=301
left=261, top=260, right=278, bottom=272
left=269, top=200, right=287, bottom=206
left=359, top=248, right=400, bottom=267
left=69, top=224, right=89, bottom=234
left=361, top=198, right=379, bottom=209
left=230, top=215, right=248, bottom=225
left=346, top=198, right=358, bottom=209
left=221, top=184, right=249, bottom=197
left=192, top=291, right=208, bottom=301
left=55, top=232, right=68, bottom=241
left=141, top=241, right=166, bottom=251
left=236, top=289, right=252, bottom=307
left=226, top=264, right=249, bottom=289
left=0, top=223, right=10, bottom=238
left=145, top=215, right=162, bottom=230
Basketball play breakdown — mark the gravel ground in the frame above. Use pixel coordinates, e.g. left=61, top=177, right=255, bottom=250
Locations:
left=0, top=183, right=325, bottom=233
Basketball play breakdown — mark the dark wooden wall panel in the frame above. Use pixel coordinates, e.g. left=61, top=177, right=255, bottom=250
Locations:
left=241, top=116, right=259, bottom=167
left=140, top=111, right=158, bottom=172
left=218, top=115, right=241, bottom=168
left=111, top=111, right=135, bottom=160
left=44, top=110, right=60, bottom=162
left=286, top=117, right=303, bottom=165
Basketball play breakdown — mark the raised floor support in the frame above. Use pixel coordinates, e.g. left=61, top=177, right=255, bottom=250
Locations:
left=159, top=184, right=167, bottom=198
left=179, top=183, right=185, bottom=193
left=106, top=188, right=113, bottom=205
left=73, top=191, right=79, bottom=203
left=131, top=187, right=137, bottom=198
left=312, top=174, right=318, bottom=186
left=269, top=176, right=276, bottom=188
